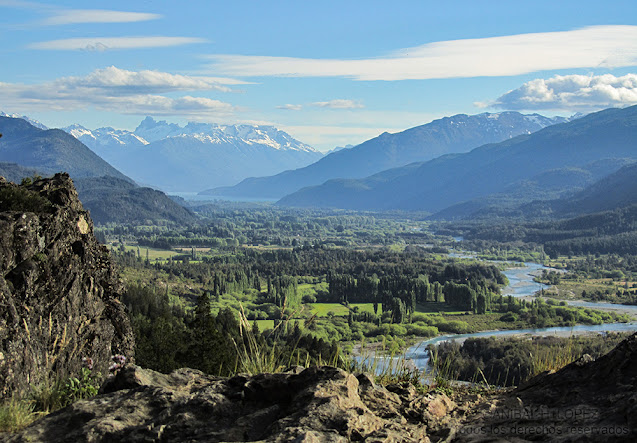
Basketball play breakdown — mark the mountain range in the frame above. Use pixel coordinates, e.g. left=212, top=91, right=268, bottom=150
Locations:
left=202, top=112, right=573, bottom=199
left=63, top=117, right=323, bottom=192
left=277, top=105, right=637, bottom=214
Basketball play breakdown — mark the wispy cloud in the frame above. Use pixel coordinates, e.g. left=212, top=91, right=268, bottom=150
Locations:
left=0, top=66, right=240, bottom=117
left=311, top=99, right=364, bottom=109
left=277, top=104, right=303, bottom=111
left=204, top=26, right=637, bottom=81
left=479, top=73, right=637, bottom=111
left=29, top=36, right=206, bottom=51
left=41, top=9, right=161, bottom=25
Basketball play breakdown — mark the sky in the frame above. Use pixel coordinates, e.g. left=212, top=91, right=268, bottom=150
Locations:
left=1, top=0, right=637, bottom=151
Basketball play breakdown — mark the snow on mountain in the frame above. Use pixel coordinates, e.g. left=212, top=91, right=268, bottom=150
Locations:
left=133, top=117, right=317, bottom=153
left=63, top=124, right=149, bottom=150
left=59, top=116, right=322, bottom=192
left=0, top=111, right=48, bottom=130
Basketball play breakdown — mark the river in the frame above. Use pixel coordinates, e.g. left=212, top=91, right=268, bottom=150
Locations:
left=501, top=262, right=637, bottom=317
left=359, top=261, right=637, bottom=372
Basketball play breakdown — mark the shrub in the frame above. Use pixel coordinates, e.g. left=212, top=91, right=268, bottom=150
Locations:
left=0, top=186, right=53, bottom=213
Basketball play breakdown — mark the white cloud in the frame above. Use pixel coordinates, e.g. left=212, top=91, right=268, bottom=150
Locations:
left=29, top=36, right=206, bottom=51
left=277, top=104, right=303, bottom=111
left=65, top=66, right=249, bottom=93
left=311, top=99, right=364, bottom=109
left=204, top=26, right=637, bottom=81
left=481, top=73, right=637, bottom=111
left=42, top=9, right=161, bottom=25
left=0, top=67, right=239, bottom=117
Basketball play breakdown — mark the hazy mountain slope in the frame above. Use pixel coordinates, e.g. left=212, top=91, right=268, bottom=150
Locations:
left=0, top=162, right=45, bottom=183
left=0, top=117, right=132, bottom=182
left=0, top=158, right=194, bottom=225
left=553, top=162, right=637, bottom=216
left=278, top=105, right=637, bottom=212
left=73, top=176, right=197, bottom=225
left=432, top=158, right=636, bottom=220
left=64, top=117, right=323, bottom=192
left=202, top=112, right=570, bottom=199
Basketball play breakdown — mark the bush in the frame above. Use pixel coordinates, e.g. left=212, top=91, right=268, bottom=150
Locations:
left=0, top=186, right=53, bottom=213
left=302, top=294, right=317, bottom=304
left=434, top=319, right=470, bottom=334
left=500, top=312, right=518, bottom=322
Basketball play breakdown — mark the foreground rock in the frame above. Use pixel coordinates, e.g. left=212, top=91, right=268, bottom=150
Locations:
left=4, top=335, right=636, bottom=442
left=3, top=365, right=462, bottom=442
left=0, top=174, right=134, bottom=397
left=455, top=332, right=637, bottom=442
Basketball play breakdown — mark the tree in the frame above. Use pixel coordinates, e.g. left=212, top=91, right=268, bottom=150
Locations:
left=185, top=291, right=236, bottom=375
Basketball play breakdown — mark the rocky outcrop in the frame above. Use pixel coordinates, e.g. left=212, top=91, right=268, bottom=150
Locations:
left=0, top=173, right=134, bottom=397
left=2, top=365, right=462, bottom=442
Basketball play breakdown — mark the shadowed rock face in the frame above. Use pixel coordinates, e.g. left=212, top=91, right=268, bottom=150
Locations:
left=2, top=365, right=460, bottom=442
left=0, top=173, right=134, bottom=397
left=455, top=332, right=637, bottom=442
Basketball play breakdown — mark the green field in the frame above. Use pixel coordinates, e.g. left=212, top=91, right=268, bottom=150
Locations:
left=308, top=303, right=380, bottom=317
left=415, top=302, right=468, bottom=314
left=252, top=319, right=305, bottom=332
left=308, top=303, right=350, bottom=317
left=120, top=244, right=178, bottom=260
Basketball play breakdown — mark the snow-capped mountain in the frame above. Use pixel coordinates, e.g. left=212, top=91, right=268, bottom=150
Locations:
left=64, top=124, right=149, bottom=148
left=133, top=117, right=316, bottom=152
left=61, top=117, right=323, bottom=192
left=0, top=112, right=48, bottom=130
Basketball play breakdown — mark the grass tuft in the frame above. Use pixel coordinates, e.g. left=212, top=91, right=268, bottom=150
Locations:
left=0, top=397, right=39, bottom=433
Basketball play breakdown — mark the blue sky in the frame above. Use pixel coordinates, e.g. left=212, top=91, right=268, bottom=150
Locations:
left=1, top=0, right=637, bottom=151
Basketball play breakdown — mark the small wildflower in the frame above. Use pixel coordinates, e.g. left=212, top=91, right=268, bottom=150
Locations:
left=82, top=357, right=94, bottom=371
left=108, top=354, right=127, bottom=376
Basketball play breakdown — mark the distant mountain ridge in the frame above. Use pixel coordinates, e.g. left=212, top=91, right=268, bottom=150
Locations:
left=202, top=111, right=573, bottom=199
left=62, top=117, right=323, bottom=192
left=278, top=105, right=637, bottom=212
left=0, top=111, right=48, bottom=130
